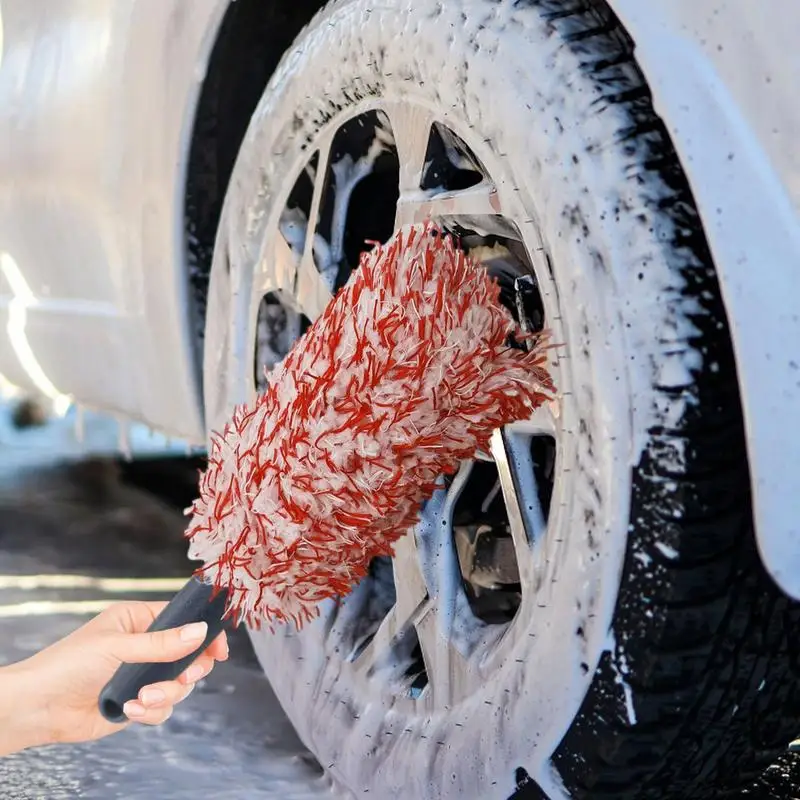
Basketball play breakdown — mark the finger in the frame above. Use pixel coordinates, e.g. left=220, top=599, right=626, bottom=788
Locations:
left=137, top=680, right=195, bottom=710
left=108, top=621, right=209, bottom=664
left=122, top=701, right=175, bottom=726
left=103, top=601, right=169, bottom=633
left=86, top=601, right=168, bottom=635
left=205, top=631, right=229, bottom=661
left=178, top=654, right=215, bottom=685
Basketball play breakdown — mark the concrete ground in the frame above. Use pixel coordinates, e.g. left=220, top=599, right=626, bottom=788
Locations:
left=0, top=403, right=330, bottom=799
left=0, top=401, right=797, bottom=799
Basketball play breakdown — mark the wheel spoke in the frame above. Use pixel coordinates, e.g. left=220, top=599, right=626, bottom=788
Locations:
left=290, top=135, right=335, bottom=320
left=253, top=230, right=298, bottom=297
left=411, top=466, right=474, bottom=704
left=351, top=472, right=477, bottom=702
left=300, top=137, right=333, bottom=268
left=413, top=605, right=469, bottom=707
left=490, top=428, right=546, bottom=575
left=414, top=468, right=470, bottom=603
left=395, top=181, right=503, bottom=228
left=383, top=101, right=435, bottom=196
left=392, top=527, right=431, bottom=623
left=350, top=529, right=430, bottom=679
left=295, top=247, right=335, bottom=320
left=351, top=595, right=431, bottom=667
left=250, top=234, right=303, bottom=375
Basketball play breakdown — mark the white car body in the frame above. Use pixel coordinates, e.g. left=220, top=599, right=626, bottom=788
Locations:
left=0, top=0, right=798, bottom=595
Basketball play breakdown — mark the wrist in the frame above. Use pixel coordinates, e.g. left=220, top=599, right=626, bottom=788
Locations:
left=0, top=660, right=53, bottom=755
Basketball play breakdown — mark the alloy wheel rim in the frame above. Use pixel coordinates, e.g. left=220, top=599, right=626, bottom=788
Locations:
left=250, top=98, right=568, bottom=713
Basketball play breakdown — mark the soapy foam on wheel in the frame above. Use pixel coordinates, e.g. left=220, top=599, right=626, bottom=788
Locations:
left=200, top=0, right=730, bottom=793
left=186, top=223, right=553, bottom=628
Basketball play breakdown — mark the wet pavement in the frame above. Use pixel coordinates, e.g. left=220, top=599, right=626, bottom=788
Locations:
left=1, top=404, right=800, bottom=799
left=0, top=407, right=331, bottom=799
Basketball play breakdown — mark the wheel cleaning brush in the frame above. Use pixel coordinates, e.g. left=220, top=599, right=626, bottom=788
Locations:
left=99, top=223, right=554, bottom=722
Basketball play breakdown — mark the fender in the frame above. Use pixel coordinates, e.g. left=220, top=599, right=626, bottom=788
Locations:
left=0, top=0, right=229, bottom=442
left=608, top=0, right=800, bottom=598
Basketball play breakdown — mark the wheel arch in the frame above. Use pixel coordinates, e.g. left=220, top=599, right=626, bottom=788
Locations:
left=605, top=0, right=800, bottom=600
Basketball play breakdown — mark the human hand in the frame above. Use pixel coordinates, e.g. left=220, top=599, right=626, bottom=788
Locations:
left=1, top=601, right=228, bottom=753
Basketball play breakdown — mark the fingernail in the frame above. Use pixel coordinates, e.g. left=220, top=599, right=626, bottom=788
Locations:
left=184, top=663, right=205, bottom=683
left=124, top=701, right=146, bottom=718
left=180, top=622, right=208, bottom=642
left=140, top=688, right=165, bottom=706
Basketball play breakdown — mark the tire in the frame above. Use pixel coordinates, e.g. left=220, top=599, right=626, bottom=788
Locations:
left=202, top=1, right=800, bottom=797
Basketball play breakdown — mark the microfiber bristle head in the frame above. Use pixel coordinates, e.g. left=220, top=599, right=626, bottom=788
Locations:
left=185, top=223, right=554, bottom=629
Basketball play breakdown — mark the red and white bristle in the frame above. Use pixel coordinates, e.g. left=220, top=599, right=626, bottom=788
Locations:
left=186, top=224, right=554, bottom=629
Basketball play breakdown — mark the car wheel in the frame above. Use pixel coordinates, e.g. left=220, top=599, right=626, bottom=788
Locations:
left=202, top=1, right=800, bottom=797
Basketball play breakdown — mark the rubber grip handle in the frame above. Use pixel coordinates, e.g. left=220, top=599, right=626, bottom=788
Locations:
left=98, top=576, right=229, bottom=724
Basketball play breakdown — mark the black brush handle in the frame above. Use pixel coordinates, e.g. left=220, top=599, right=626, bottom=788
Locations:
left=98, top=576, right=229, bottom=723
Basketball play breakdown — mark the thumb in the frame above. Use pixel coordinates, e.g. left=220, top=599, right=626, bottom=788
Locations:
left=109, top=622, right=209, bottom=664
